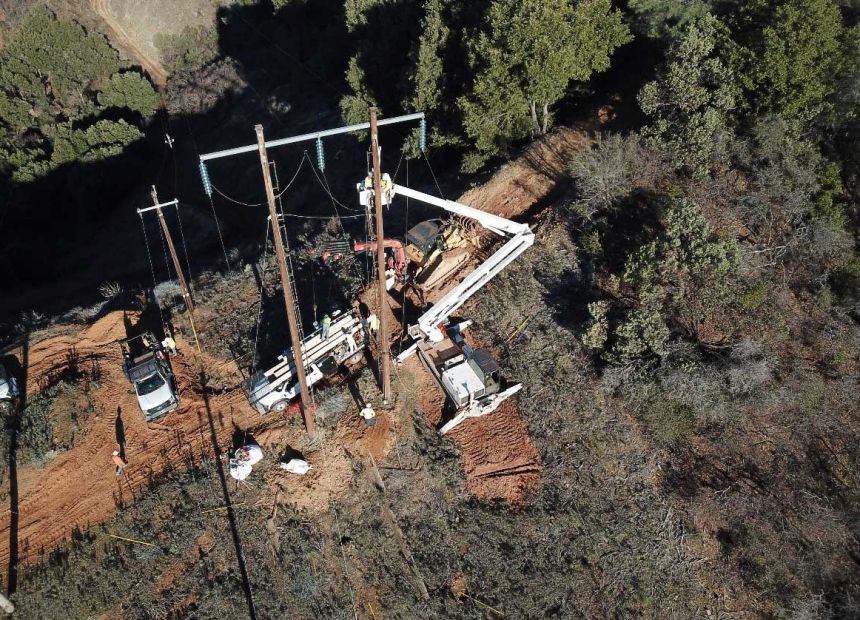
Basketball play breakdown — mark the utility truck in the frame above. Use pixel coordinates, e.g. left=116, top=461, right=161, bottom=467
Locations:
left=248, top=308, right=372, bottom=414
left=359, top=178, right=534, bottom=434
left=120, top=333, right=179, bottom=421
left=0, top=362, right=20, bottom=402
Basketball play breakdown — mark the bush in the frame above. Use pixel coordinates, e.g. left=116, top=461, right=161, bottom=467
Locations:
left=642, top=398, right=696, bottom=444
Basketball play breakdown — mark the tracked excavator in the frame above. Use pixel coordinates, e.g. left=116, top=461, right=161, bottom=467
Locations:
left=357, top=177, right=534, bottom=434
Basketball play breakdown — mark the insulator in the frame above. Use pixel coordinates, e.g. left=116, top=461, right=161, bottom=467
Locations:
left=419, top=118, right=427, bottom=152
left=315, top=137, right=325, bottom=172
left=199, top=160, right=212, bottom=197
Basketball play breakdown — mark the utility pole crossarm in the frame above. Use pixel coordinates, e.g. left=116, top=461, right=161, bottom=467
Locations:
left=255, top=125, right=315, bottom=435
left=137, top=199, right=179, bottom=214
left=200, top=112, right=425, bottom=162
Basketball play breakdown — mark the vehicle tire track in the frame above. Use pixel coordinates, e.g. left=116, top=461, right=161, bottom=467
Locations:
left=90, top=0, right=168, bottom=90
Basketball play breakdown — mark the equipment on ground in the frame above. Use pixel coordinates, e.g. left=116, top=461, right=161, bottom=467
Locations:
left=230, top=444, right=263, bottom=481
left=359, top=179, right=534, bottom=434
left=280, top=458, right=311, bottom=475
left=322, top=218, right=476, bottom=295
left=417, top=320, right=522, bottom=434
left=0, top=362, right=20, bottom=401
left=120, top=333, right=179, bottom=421
left=247, top=308, right=372, bottom=414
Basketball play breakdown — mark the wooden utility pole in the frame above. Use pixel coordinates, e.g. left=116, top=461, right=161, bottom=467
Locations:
left=255, top=124, right=315, bottom=434
left=151, top=187, right=194, bottom=312
left=139, top=188, right=201, bottom=353
left=369, top=108, right=392, bottom=404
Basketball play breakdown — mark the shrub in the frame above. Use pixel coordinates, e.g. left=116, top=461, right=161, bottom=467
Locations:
left=642, top=398, right=696, bottom=444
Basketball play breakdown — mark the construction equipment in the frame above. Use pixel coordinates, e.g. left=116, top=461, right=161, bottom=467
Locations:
left=247, top=308, right=373, bottom=414
left=120, top=333, right=179, bottom=421
left=322, top=218, right=476, bottom=294
left=358, top=179, right=534, bottom=434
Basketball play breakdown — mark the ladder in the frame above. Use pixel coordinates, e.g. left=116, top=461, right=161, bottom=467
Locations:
left=271, top=160, right=306, bottom=344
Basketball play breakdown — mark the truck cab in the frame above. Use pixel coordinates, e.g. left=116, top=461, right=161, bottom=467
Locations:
left=121, top=334, right=179, bottom=421
left=0, top=362, right=20, bottom=402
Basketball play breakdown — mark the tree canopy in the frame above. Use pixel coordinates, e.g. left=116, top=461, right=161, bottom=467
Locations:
left=0, top=7, right=157, bottom=181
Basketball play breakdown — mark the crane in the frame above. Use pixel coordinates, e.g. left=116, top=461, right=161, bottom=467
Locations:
left=358, top=178, right=534, bottom=434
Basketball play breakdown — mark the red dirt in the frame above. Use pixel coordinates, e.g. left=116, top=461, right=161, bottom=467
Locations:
left=0, top=310, right=387, bottom=567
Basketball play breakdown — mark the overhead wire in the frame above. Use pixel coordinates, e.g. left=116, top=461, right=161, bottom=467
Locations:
left=139, top=214, right=167, bottom=328
left=422, top=149, right=446, bottom=199
left=174, top=203, right=195, bottom=293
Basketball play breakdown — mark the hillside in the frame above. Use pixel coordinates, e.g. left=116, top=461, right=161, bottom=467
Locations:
left=0, top=1, right=858, bottom=619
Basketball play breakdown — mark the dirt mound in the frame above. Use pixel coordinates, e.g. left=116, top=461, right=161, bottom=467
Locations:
left=457, top=126, right=587, bottom=219
left=260, top=408, right=396, bottom=514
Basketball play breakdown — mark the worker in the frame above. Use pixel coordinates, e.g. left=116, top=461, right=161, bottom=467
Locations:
left=366, top=314, right=380, bottom=336
left=320, top=313, right=332, bottom=339
left=360, top=404, right=377, bottom=428
left=162, top=335, right=177, bottom=356
left=112, top=450, right=127, bottom=477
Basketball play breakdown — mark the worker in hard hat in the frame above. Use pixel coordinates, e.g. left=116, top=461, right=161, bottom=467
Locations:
left=112, top=450, right=127, bottom=477
left=161, top=335, right=177, bottom=356
left=360, top=404, right=377, bottom=427
left=320, top=313, right=332, bottom=339
left=366, top=314, right=380, bottom=336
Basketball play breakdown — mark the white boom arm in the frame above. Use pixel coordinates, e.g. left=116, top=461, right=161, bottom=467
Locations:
left=390, top=184, right=534, bottom=348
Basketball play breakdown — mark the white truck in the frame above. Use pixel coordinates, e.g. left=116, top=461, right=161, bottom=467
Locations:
left=247, top=308, right=371, bottom=414
left=121, top=333, right=179, bottom=421
left=0, top=362, right=20, bottom=402
left=360, top=179, right=534, bottom=434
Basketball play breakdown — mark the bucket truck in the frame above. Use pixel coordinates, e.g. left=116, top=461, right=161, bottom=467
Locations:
left=358, top=178, right=534, bottom=434
left=247, top=308, right=373, bottom=414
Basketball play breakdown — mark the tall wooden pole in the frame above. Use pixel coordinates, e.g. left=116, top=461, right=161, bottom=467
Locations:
left=369, top=108, right=392, bottom=404
left=149, top=187, right=201, bottom=353
left=255, top=125, right=315, bottom=434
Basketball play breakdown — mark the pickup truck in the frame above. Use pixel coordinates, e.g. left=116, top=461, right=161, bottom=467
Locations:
left=121, top=334, right=179, bottom=421
left=0, top=362, right=20, bottom=402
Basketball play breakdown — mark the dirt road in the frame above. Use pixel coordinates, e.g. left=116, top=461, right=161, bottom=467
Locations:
left=90, top=0, right=168, bottom=89
left=0, top=311, right=393, bottom=567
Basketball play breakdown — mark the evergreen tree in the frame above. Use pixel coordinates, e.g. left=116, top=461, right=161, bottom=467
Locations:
left=98, top=72, right=160, bottom=117
left=727, top=0, right=846, bottom=117
left=459, top=0, right=629, bottom=169
left=638, top=13, right=737, bottom=175
left=0, top=7, right=153, bottom=181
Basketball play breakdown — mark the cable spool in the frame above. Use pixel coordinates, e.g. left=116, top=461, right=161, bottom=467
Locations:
left=419, top=118, right=427, bottom=152
left=198, top=160, right=212, bottom=197
left=315, top=137, right=325, bottom=172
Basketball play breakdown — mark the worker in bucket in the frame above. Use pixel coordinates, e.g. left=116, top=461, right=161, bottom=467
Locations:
left=320, top=313, right=332, bottom=339
left=112, top=450, right=127, bottom=477
left=360, top=403, right=377, bottom=428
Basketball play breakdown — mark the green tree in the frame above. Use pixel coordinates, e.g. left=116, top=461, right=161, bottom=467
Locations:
left=627, top=0, right=714, bottom=40
left=0, top=7, right=152, bottom=181
left=459, top=0, right=629, bottom=168
left=727, top=0, right=845, bottom=117
left=589, top=196, right=739, bottom=363
left=0, top=6, right=120, bottom=124
left=638, top=14, right=737, bottom=175
left=98, top=72, right=160, bottom=117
